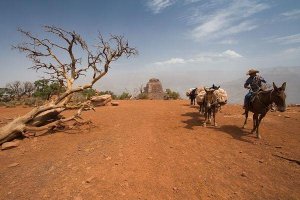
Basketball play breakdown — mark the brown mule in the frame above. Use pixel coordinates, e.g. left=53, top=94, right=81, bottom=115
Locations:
left=203, top=87, right=220, bottom=127
left=243, top=82, right=287, bottom=139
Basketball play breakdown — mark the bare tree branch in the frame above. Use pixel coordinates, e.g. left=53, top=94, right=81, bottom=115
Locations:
left=1, top=25, right=137, bottom=144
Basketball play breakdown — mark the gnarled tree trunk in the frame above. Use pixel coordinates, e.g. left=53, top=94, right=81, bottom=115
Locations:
left=0, top=25, right=137, bottom=145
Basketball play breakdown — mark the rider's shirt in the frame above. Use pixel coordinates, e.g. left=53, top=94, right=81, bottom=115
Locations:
left=244, top=75, right=266, bottom=92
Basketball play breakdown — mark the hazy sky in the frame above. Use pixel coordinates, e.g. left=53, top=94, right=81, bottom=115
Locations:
left=0, top=0, right=299, bottom=95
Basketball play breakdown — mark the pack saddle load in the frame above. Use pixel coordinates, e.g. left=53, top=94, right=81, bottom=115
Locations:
left=196, top=86, right=228, bottom=105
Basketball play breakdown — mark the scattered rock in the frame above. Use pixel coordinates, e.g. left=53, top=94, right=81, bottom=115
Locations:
left=8, top=163, right=19, bottom=168
left=239, top=151, right=243, bottom=153
left=105, top=156, right=112, bottom=160
left=241, top=171, right=247, bottom=177
left=48, top=166, right=55, bottom=172
left=264, top=142, right=271, bottom=146
left=85, top=176, right=95, bottom=183
left=111, top=101, right=119, bottom=106
left=120, top=181, right=129, bottom=187
left=275, top=146, right=283, bottom=149
left=259, top=160, right=264, bottom=163
left=2, top=140, right=20, bottom=150
left=284, top=115, right=291, bottom=118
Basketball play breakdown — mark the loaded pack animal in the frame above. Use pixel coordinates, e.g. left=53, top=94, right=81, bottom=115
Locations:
left=186, top=88, right=197, bottom=105
left=196, top=85, right=228, bottom=115
left=243, top=82, right=287, bottom=139
left=209, top=84, right=225, bottom=112
left=202, top=87, right=220, bottom=127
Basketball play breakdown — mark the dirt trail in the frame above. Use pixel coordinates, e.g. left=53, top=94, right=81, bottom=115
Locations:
left=0, top=100, right=299, bottom=200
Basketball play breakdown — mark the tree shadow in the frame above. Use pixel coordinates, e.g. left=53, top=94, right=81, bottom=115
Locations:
left=213, top=125, right=255, bottom=144
left=181, top=111, right=203, bottom=130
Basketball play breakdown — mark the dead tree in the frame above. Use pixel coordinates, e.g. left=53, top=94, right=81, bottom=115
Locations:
left=6, top=81, right=23, bottom=100
left=0, top=25, right=137, bottom=144
left=23, top=81, right=35, bottom=97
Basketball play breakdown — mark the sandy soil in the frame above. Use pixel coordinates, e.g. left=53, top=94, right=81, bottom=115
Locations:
left=0, top=100, right=299, bottom=200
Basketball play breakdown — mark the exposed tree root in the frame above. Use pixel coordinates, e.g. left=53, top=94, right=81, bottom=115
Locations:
left=273, top=154, right=300, bottom=165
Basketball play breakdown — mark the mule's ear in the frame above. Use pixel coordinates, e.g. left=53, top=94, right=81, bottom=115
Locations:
left=281, top=82, right=286, bottom=91
left=204, top=88, right=208, bottom=93
left=217, top=86, right=220, bottom=90
left=273, top=82, right=278, bottom=90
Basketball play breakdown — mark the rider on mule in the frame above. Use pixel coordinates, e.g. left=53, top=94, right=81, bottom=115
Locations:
left=243, top=69, right=266, bottom=110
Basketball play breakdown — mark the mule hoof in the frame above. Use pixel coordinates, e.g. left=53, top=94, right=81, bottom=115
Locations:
left=203, top=123, right=206, bottom=127
left=214, top=123, right=218, bottom=127
left=257, top=134, right=261, bottom=139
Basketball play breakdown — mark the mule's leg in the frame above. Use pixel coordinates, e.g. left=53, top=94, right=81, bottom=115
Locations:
left=242, top=110, right=249, bottom=128
left=200, top=104, right=204, bottom=115
left=251, top=113, right=258, bottom=133
left=208, top=109, right=212, bottom=124
left=213, top=108, right=217, bottom=127
left=199, top=104, right=203, bottom=115
left=203, top=109, right=207, bottom=127
left=256, top=113, right=266, bottom=139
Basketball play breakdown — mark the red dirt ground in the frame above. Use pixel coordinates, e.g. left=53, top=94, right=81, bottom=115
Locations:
left=0, top=100, right=299, bottom=200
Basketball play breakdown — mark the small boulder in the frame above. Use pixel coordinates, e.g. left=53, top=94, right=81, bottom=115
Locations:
left=1, top=140, right=20, bottom=150
left=241, top=171, right=247, bottom=177
left=111, top=101, right=119, bottom=106
left=8, top=163, right=19, bottom=168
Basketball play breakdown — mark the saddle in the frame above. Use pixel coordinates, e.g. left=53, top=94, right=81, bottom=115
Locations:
left=247, top=90, right=263, bottom=108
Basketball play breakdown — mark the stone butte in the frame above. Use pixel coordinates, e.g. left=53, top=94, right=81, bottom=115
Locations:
left=144, top=78, right=164, bottom=100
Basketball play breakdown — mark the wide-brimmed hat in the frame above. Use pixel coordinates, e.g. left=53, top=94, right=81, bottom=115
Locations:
left=246, top=69, right=259, bottom=75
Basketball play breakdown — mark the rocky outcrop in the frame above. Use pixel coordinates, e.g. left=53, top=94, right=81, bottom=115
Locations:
left=144, top=78, right=164, bottom=100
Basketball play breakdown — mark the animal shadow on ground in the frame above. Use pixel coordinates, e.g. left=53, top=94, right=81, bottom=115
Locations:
left=213, top=125, right=255, bottom=144
left=181, top=111, right=203, bottom=130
